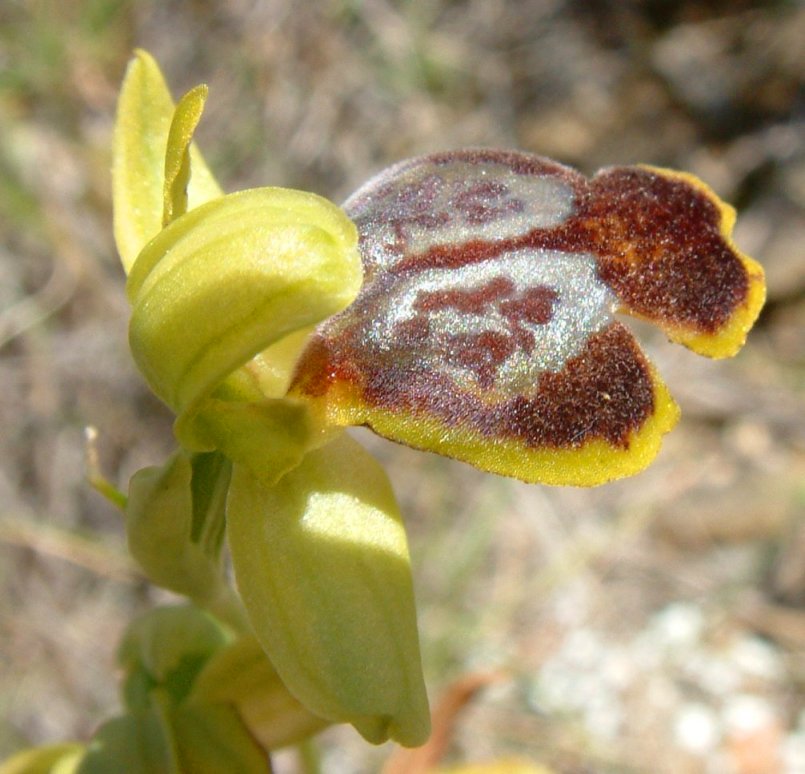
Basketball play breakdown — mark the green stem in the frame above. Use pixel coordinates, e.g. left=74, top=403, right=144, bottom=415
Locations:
left=150, top=687, right=183, bottom=774
left=196, top=580, right=251, bottom=634
left=90, top=476, right=128, bottom=510
left=84, top=426, right=128, bottom=510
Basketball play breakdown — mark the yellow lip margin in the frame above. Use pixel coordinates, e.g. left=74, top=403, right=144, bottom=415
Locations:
left=293, top=363, right=680, bottom=488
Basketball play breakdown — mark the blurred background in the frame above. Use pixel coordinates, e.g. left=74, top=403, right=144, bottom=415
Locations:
left=1, top=1, right=803, bottom=771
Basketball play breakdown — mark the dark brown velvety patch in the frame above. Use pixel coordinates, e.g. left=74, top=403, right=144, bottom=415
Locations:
left=509, top=322, right=655, bottom=448
left=294, top=321, right=654, bottom=449
left=580, top=167, right=748, bottom=332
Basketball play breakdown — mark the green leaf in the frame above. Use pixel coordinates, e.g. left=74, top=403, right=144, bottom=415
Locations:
left=191, top=635, right=329, bottom=750
left=113, top=50, right=222, bottom=272
left=126, top=187, right=362, bottom=447
left=76, top=710, right=178, bottom=774
left=226, top=433, right=430, bottom=747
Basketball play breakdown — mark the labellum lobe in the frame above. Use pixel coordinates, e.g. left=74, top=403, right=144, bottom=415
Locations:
left=290, top=150, right=764, bottom=485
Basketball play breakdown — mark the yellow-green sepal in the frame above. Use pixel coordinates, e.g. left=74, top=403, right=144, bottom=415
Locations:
left=226, top=433, right=431, bottom=747
left=118, top=605, right=230, bottom=710
left=76, top=710, right=178, bottom=774
left=126, top=187, right=362, bottom=447
left=106, top=606, right=269, bottom=772
left=76, top=704, right=268, bottom=774
left=125, top=451, right=231, bottom=609
left=168, top=703, right=270, bottom=774
left=0, top=744, right=85, bottom=774
left=191, top=635, right=329, bottom=750
left=113, top=50, right=222, bottom=272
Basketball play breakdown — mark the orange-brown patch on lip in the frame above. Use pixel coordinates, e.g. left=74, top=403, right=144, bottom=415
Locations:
left=580, top=166, right=750, bottom=335
left=289, top=332, right=360, bottom=400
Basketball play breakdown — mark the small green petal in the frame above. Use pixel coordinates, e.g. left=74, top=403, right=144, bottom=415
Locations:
left=126, top=187, right=361, bottom=441
left=113, top=50, right=222, bottom=272
left=191, top=397, right=324, bottom=488
left=226, top=433, right=430, bottom=747
left=162, top=84, right=209, bottom=227
left=244, top=326, right=318, bottom=399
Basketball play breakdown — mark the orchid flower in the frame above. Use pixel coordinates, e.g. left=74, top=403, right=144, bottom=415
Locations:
left=107, top=49, right=763, bottom=758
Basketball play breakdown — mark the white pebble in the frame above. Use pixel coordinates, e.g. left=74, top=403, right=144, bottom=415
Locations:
left=722, top=694, right=777, bottom=735
left=728, top=636, right=783, bottom=681
left=649, top=602, right=705, bottom=649
left=674, top=702, right=722, bottom=755
left=780, top=730, right=805, bottom=773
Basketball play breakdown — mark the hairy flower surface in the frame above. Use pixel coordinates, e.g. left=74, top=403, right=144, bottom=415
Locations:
left=291, top=150, right=765, bottom=485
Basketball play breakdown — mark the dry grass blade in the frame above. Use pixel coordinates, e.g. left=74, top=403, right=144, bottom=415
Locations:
left=0, top=519, right=140, bottom=584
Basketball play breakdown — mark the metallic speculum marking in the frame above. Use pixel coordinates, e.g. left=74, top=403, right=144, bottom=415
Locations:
left=344, top=155, right=577, bottom=275
left=340, top=151, right=613, bottom=396
left=366, top=249, right=617, bottom=395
